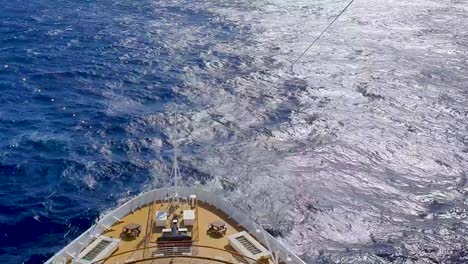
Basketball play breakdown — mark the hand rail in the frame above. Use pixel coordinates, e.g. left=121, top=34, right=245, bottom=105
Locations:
left=98, top=255, right=246, bottom=264
left=92, top=244, right=263, bottom=264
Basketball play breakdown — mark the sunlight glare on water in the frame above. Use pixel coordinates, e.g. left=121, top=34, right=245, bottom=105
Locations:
left=0, top=0, right=467, bottom=263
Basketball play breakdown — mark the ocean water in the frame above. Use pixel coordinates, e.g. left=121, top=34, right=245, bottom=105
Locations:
left=1, top=0, right=468, bottom=263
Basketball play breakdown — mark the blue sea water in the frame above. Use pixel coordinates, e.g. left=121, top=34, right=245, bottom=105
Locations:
left=0, top=0, right=241, bottom=262
left=2, top=0, right=468, bottom=263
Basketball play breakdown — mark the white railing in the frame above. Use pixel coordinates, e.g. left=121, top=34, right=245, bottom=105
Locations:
left=45, top=187, right=306, bottom=264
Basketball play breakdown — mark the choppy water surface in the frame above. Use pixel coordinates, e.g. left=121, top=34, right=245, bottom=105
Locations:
left=1, top=0, right=467, bottom=263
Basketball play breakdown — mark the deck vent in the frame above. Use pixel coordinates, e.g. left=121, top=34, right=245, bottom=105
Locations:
left=73, top=235, right=120, bottom=264
left=228, top=231, right=270, bottom=263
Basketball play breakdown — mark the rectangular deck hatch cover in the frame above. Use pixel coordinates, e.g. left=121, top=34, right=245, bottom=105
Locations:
left=83, top=240, right=111, bottom=261
left=74, top=235, right=120, bottom=264
left=228, top=231, right=270, bottom=263
left=235, top=236, right=262, bottom=255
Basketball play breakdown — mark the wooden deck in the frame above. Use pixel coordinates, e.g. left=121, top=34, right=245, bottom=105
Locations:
left=96, top=199, right=264, bottom=264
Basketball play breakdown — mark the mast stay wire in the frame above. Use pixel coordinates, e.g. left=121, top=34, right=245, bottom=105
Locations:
left=290, top=0, right=356, bottom=70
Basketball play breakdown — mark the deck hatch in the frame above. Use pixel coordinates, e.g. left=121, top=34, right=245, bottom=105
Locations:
left=82, top=240, right=111, bottom=261
left=228, top=231, right=271, bottom=263
left=235, top=236, right=262, bottom=255
left=74, top=235, right=120, bottom=264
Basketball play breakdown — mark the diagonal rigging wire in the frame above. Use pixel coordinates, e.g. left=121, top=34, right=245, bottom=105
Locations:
left=290, top=0, right=356, bottom=69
